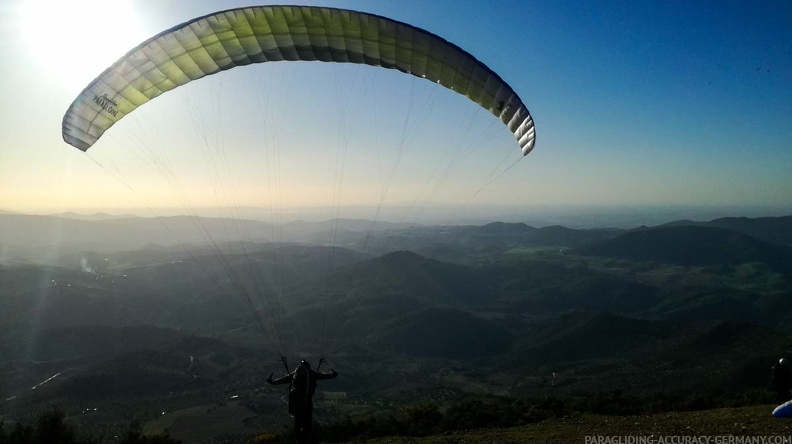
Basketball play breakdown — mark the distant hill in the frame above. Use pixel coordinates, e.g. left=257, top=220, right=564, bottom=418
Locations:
left=2, top=325, right=183, bottom=362
left=493, top=259, right=659, bottom=315
left=49, top=212, right=140, bottom=221
left=5, top=212, right=788, bottom=266
left=513, top=312, right=680, bottom=363
left=0, top=325, right=185, bottom=402
left=288, top=218, right=413, bottom=233
left=0, top=213, right=295, bottom=256
left=5, top=211, right=792, bottom=437
left=532, top=225, right=623, bottom=247
left=0, top=213, right=180, bottom=253
left=504, top=312, right=792, bottom=396
left=648, top=289, right=759, bottom=323
left=372, top=306, right=513, bottom=359
left=14, top=335, right=263, bottom=404
left=444, top=222, right=622, bottom=246
left=314, top=250, right=498, bottom=307
left=468, top=222, right=536, bottom=235
left=396, top=223, right=623, bottom=262
left=578, top=225, right=791, bottom=269
left=662, top=215, right=792, bottom=246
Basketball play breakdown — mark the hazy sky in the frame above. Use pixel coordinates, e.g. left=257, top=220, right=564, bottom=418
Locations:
left=1, top=0, right=790, bottom=218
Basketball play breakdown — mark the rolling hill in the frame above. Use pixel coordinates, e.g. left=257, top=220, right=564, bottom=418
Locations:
left=578, top=225, right=791, bottom=269
left=2, top=212, right=792, bottom=442
left=664, top=215, right=792, bottom=246
left=372, top=306, right=513, bottom=359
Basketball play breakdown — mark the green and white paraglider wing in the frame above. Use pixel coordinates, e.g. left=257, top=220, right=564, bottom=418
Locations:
left=62, top=5, right=535, bottom=154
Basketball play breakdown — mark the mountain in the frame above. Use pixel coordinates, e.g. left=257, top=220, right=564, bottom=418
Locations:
left=3, top=211, right=792, bottom=438
left=48, top=212, right=140, bottom=221
left=287, top=218, right=413, bottom=233
left=578, top=225, right=792, bottom=269
left=468, top=222, right=536, bottom=235
left=505, top=312, right=792, bottom=395
left=511, top=312, right=683, bottom=363
left=10, top=312, right=787, bottom=412
left=392, top=223, right=623, bottom=262
left=7, top=213, right=788, bottom=267
left=0, top=325, right=185, bottom=403
left=663, top=215, right=792, bottom=246
left=13, top=335, right=263, bottom=404
left=532, top=225, right=623, bottom=247
left=0, top=213, right=291, bottom=256
left=310, top=250, right=498, bottom=307
left=1, top=325, right=183, bottom=362
left=492, top=259, right=659, bottom=315
left=438, top=222, right=622, bottom=245
left=372, top=306, right=513, bottom=359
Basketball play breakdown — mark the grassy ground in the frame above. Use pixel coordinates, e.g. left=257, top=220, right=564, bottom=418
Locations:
left=360, top=405, right=792, bottom=443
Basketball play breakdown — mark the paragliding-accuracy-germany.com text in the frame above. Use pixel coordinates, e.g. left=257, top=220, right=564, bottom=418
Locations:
left=585, top=436, right=792, bottom=444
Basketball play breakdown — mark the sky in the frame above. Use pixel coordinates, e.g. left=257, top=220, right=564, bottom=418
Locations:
left=0, top=0, right=790, bottom=222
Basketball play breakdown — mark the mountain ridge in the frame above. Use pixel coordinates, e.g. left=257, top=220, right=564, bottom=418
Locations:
left=578, top=225, right=791, bottom=269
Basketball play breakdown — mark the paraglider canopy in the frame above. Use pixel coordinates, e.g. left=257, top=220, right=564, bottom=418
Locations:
left=62, top=5, right=535, bottom=155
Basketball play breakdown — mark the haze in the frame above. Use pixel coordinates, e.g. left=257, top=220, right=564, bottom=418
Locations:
left=1, top=0, right=790, bottom=219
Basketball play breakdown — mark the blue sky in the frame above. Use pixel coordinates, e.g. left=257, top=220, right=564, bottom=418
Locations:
left=0, top=0, right=790, bottom=219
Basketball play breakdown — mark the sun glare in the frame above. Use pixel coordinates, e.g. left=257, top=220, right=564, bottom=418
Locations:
left=18, top=0, right=145, bottom=92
